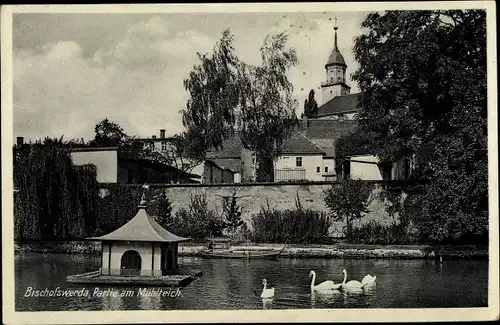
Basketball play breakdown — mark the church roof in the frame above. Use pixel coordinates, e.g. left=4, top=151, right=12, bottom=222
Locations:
left=317, top=93, right=362, bottom=117
left=326, top=49, right=346, bottom=68
left=305, top=119, right=358, bottom=141
left=87, top=203, right=190, bottom=243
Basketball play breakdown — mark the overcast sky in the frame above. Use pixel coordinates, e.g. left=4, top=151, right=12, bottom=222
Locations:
left=12, top=11, right=370, bottom=142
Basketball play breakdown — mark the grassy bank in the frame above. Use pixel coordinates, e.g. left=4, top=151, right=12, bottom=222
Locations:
left=14, top=241, right=488, bottom=260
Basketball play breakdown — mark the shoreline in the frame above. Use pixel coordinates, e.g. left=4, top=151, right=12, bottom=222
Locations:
left=14, top=241, right=489, bottom=260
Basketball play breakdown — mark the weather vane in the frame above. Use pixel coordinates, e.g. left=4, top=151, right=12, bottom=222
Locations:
left=140, top=184, right=150, bottom=205
left=334, top=17, right=338, bottom=30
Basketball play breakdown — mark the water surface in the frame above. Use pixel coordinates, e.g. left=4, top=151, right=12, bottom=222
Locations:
left=15, top=253, right=488, bottom=311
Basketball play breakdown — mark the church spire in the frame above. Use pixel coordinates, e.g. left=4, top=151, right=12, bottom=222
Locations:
left=321, top=17, right=351, bottom=104
left=333, top=17, right=339, bottom=51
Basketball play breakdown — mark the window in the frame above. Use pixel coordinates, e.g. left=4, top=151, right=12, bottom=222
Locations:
left=296, top=157, right=302, bottom=167
left=161, top=141, right=168, bottom=152
left=316, top=166, right=320, bottom=173
left=325, top=166, right=329, bottom=173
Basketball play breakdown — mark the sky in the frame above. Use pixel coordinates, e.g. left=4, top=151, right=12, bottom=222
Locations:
left=12, top=11, right=370, bottom=142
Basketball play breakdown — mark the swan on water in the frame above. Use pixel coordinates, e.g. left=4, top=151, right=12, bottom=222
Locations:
left=309, top=271, right=341, bottom=292
left=340, top=269, right=367, bottom=290
left=361, top=274, right=377, bottom=286
left=260, top=279, right=275, bottom=299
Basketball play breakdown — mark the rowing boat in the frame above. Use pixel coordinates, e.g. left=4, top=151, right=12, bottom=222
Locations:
left=199, top=246, right=285, bottom=259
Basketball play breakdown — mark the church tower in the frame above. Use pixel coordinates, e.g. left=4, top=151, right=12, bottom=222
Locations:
left=321, top=21, right=351, bottom=104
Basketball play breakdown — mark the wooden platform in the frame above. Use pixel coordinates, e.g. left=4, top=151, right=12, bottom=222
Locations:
left=66, top=269, right=203, bottom=287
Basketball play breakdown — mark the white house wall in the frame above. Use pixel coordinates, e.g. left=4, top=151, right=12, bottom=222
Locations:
left=349, top=155, right=383, bottom=181
left=274, top=154, right=326, bottom=181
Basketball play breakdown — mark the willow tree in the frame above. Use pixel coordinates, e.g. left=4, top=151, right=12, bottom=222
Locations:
left=181, top=29, right=241, bottom=158
left=238, top=32, right=299, bottom=181
left=352, top=10, right=487, bottom=243
left=13, top=137, right=99, bottom=240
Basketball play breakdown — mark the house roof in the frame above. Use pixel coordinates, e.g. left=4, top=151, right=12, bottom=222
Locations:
left=119, top=156, right=201, bottom=179
left=308, top=138, right=335, bottom=158
left=87, top=204, right=190, bottom=243
left=305, top=119, right=357, bottom=142
left=280, top=132, right=326, bottom=155
left=206, top=134, right=247, bottom=159
left=317, top=93, right=362, bottom=117
left=207, top=158, right=241, bottom=173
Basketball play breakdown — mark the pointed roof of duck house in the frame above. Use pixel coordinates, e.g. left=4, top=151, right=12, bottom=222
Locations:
left=88, top=196, right=190, bottom=243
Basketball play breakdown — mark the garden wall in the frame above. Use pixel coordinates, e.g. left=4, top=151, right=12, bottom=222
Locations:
left=101, top=182, right=396, bottom=238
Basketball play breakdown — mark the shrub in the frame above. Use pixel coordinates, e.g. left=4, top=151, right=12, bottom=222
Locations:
left=219, top=190, right=245, bottom=238
left=349, top=220, right=419, bottom=245
left=168, top=191, right=224, bottom=240
left=324, top=179, right=374, bottom=241
left=250, top=199, right=332, bottom=244
left=154, top=191, right=173, bottom=230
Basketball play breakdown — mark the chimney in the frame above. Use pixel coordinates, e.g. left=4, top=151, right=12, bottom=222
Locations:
left=152, top=135, right=157, bottom=139
left=160, top=129, right=166, bottom=139
left=16, top=137, right=24, bottom=147
left=301, top=115, right=308, bottom=131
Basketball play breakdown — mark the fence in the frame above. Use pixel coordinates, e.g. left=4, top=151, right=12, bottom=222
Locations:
left=274, top=168, right=307, bottom=182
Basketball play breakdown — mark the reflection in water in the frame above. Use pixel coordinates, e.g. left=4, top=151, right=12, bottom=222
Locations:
left=139, top=291, right=161, bottom=310
left=15, top=253, right=488, bottom=311
left=262, top=298, right=273, bottom=310
left=310, top=290, right=342, bottom=308
left=101, top=292, right=123, bottom=310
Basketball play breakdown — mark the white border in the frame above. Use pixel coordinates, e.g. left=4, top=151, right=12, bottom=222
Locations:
left=2, top=2, right=498, bottom=324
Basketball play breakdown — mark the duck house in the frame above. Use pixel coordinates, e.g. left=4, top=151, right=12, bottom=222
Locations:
left=66, top=192, right=202, bottom=287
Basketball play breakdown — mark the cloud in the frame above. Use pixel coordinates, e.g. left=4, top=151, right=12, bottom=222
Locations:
left=13, top=12, right=366, bottom=142
left=14, top=16, right=217, bottom=141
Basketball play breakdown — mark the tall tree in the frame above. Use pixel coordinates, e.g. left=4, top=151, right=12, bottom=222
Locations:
left=352, top=10, right=487, bottom=243
left=238, top=32, right=299, bottom=181
left=182, top=29, right=299, bottom=182
left=181, top=29, right=241, bottom=159
left=304, top=89, right=318, bottom=118
left=89, top=118, right=148, bottom=159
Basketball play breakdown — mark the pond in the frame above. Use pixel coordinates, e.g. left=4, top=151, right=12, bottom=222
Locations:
left=15, top=253, right=488, bottom=311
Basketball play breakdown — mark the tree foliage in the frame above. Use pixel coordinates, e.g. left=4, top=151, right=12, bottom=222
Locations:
left=154, top=191, right=173, bottom=230
left=219, top=190, right=245, bottom=237
left=334, top=128, right=374, bottom=165
left=181, top=29, right=299, bottom=181
left=324, top=180, right=374, bottom=241
left=13, top=137, right=99, bottom=240
left=88, top=118, right=148, bottom=159
left=352, top=10, right=487, bottom=243
left=182, top=29, right=241, bottom=158
left=303, top=89, right=318, bottom=118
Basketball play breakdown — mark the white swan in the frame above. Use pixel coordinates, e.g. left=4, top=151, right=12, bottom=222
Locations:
left=340, top=269, right=367, bottom=290
left=361, top=274, right=377, bottom=286
left=309, top=270, right=341, bottom=292
left=260, top=279, right=275, bottom=299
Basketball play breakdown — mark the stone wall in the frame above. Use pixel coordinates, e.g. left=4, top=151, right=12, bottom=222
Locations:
left=156, top=183, right=394, bottom=236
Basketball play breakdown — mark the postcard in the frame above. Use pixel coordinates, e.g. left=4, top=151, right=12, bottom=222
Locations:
left=2, top=2, right=498, bottom=324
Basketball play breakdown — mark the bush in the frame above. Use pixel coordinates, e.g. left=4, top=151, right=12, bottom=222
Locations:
left=349, top=220, right=419, bottom=245
left=250, top=201, right=332, bottom=244
left=324, top=180, right=374, bottom=241
left=167, top=191, right=224, bottom=240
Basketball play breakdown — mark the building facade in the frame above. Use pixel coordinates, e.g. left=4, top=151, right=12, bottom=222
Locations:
left=140, top=129, right=205, bottom=179
left=202, top=134, right=256, bottom=184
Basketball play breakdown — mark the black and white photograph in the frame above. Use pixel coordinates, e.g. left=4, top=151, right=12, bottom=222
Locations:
left=2, top=2, right=498, bottom=324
